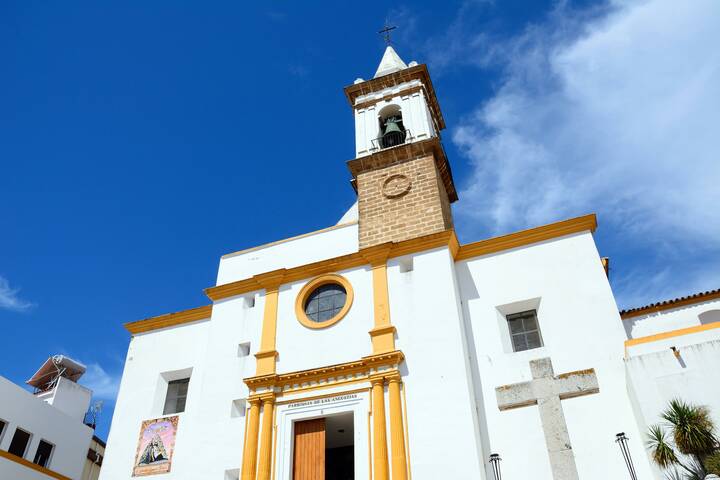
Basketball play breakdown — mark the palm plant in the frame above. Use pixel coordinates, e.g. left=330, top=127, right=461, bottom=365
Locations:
left=646, top=399, right=719, bottom=480
left=662, top=399, right=717, bottom=459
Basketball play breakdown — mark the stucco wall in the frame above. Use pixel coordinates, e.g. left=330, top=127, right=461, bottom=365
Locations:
left=0, top=376, right=93, bottom=479
left=274, top=265, right=373, bottom=374
left=100, top=319, right=213, bottom=479
left=388, top=246, right=485, bottom=479
left=216, top=222, right=359, bottom=285
left=626, top=340, right=720, bottom=478
left=457, top=231, right=655, bottom=480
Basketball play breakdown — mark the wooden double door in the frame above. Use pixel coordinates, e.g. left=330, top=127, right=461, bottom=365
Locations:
left=293, top=418, right=326, bottom=480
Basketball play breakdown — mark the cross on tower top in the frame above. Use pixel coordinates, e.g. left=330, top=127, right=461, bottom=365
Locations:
left=378, top=23, right=397, bottom=45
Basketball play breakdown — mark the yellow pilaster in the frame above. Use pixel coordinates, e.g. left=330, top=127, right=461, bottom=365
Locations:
left=241, top=398, right=261, bottom=480
left=371, top=375, right=389, bottom=480
left=388, top=374, right=408, bottom=480
left=255, top=270, right=285, bottom=376
left=256, top=395, right=275, bottom=480
left=363, top=245, right=396, bottom=354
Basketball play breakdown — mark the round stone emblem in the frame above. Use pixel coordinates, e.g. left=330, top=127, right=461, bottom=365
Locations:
left=382, top=174, right=412, bottom=199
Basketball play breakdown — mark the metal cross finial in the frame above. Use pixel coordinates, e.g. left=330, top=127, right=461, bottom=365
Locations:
left=379, top=23, right=397, bottom=45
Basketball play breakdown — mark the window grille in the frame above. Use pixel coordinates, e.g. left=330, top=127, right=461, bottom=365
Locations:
left=507, top=310, right=544, bottom=352
left=163, top=378, right=190, bottom=415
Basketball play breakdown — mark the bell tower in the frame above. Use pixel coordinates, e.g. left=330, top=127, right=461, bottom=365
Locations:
left=344, top=45, right=457, bottom=249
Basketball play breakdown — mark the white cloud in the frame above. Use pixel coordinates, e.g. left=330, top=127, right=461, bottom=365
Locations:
left=444, top=0, right=720, bottom=307
left=0, top=275, right=35, bottom=312
left=81, top=363, right=121, bottom=400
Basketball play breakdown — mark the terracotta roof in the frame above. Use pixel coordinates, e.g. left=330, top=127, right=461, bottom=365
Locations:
left=620, top=288, right=720, bottom=319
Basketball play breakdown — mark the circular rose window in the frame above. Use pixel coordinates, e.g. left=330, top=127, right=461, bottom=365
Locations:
left=295, top=274, right=354, bottom=329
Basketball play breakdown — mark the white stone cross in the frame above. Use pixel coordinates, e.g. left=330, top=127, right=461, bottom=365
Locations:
left=495, top=357, right=600, bottom=480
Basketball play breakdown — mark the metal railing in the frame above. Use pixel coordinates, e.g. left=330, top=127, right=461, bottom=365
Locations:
left=370, top=129, right=413, bottom=152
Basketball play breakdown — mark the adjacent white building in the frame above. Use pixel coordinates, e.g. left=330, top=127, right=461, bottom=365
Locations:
left=1, top=355, right=105, bottom=480
left=99, top=46, right=719, bottom=480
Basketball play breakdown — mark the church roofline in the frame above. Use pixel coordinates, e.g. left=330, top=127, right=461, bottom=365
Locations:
left=220, top=221, right=359, bottom=260
left=620, top=288, right=720, bottom=319
left=124, top=304, right=212, bottom=334
left=125, top=214, right=598, bottom=334
left=344, top=64, right=446, bottom=131
left=205, top=213, right=596, bottom=301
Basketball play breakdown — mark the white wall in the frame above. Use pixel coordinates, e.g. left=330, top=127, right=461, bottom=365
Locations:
left=217, top=222, right=359, bottom=285
left=274, top=265, right=374, bottom=374
left=0, top=376, right=93, bottom=479
left=626, top=340, right=720, bottom=478
left=456, top=232, right=655, bottom=480
left=100, top=319, right=212, bottom=480
left=0, top=456, right=56, bottom=480
left=42, top=376, right=92, bottom=423
left=388, top=247, right=485, bottom=479
left=108, top=216, right=720, bottom=480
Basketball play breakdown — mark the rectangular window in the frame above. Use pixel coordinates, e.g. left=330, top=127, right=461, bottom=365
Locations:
left=0, top=419, right=7, bottom=444
left=8, top=428, right=32, bottom=458
left=33, top=440, right=54, bottom=468
left=163, top=378, right=190, bottom=415
left=507, top=310, right=544, bottom=352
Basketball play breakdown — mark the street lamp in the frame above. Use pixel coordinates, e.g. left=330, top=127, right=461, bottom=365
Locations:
left=489, top=453, right=502, bottom=480
left=616, top=432, right=638, bottom=480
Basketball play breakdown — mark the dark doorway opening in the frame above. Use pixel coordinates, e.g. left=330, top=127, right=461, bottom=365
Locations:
left=325, top=412, right=354, bottom=480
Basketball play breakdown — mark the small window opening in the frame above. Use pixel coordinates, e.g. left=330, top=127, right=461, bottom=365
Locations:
left=238, top=342, right=251, bottom=357
left=243, top=295, right=255, bottom=308
left=163, top=378, right=190, bottom=415
left=398, top=256, right=414, bottom=273
left=8, top=428, right=32, bottom=458
left=231, top=399, right=246, bottom=418
left=33, top=439, right=54, bottom=468
left=507, top=310, right=544, bottom=352
left=224, top=468, right=240, bottom=480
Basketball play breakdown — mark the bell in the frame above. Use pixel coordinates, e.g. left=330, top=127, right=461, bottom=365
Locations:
left=384, top=117, right=403, bottom=134
left=381, top=116, right=405, bottom=148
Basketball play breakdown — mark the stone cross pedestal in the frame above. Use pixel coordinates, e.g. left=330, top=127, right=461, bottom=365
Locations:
left=495, top=357, right=600, bottom=480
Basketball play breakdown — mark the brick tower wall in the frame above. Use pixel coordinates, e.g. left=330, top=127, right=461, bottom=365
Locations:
left=357, top=154, right=453, bottom=249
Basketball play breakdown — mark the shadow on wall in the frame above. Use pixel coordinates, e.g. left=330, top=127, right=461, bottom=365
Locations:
left=699, top=309, right=720, bottom=325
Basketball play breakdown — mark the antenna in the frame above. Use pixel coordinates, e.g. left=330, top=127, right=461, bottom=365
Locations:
left=84, top=400, right=104, bottom=429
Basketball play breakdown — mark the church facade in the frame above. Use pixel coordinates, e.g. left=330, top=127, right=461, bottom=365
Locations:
left=99, top=47, right=720, bottom=480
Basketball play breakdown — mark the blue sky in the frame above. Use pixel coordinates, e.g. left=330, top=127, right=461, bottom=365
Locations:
left=1, top=1, right=718, bottom=441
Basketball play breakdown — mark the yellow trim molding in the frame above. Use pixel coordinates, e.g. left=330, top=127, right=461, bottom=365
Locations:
left=294, top=274, right=354, bottom=329
left=255, top=270, right=285, bottom=376
left=206, top=215, right=597, bottom=303
left=455, top=214, right=597, bottom=261
left=205, top=230, right=457, bottom=302
left=244, top=350, right=405, bottom=393
left=0, top=450, right=72, bottom=480
left=128, top=214, right=599, bottom=334
left=625, top=322, right=720, bottom=348
left=124, top=305, right=212, bottom=334
left=363, top=245, right=396, bottom=353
